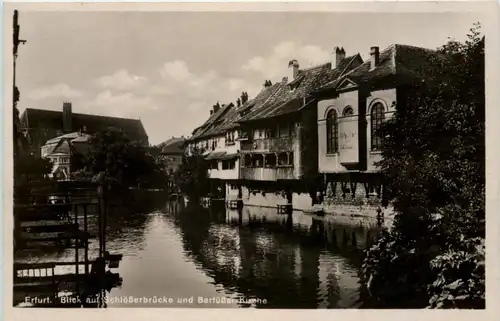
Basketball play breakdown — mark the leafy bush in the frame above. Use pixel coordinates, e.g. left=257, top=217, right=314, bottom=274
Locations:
left=362, top=24, right=484, bottom=308
left=82, top=128, right=167, bottom=188
left=173, top=146, right=210, bottom=201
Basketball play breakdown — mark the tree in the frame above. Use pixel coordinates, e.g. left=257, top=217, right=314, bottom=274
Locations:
left=83, top=128, right=167, bottom=188
left=15, top=153, right=53, bottom=182
left=362, top=23, right=485, bottom=308
left=173, top=146, right=210, bottom=202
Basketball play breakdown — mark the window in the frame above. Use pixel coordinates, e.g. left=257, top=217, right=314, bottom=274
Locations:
left=326, top=109, right=338, bottom=154
left=343, top=106, right=354, bottom=117
left=277, top=152, right=293, bottom=167
left=278, top=123, right=289, bottom=137
left=371, top=102, right=385, bottom=151
left=264, top=154, right=276, bottom=168
left=222, top=159, right=236, bottom=170
left=226, top=131, right=235, bottom=146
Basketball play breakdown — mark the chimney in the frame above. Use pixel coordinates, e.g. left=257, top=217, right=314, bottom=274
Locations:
left=263, top=80, right=272, bottom=88
left=333, top=46, right=346, bottom=69
left=287, top=59, right=299, bottom=83
left=370, top=46, right=380, bottom=69
left=213, top=102, right=221, bottom=113
left=237, top=98, right=241, bottom=107
left=210, top=110, right=214, bottom=115
left=62, top=101, right=72, bottom=133
left=241, top=92, right=248, bottom=104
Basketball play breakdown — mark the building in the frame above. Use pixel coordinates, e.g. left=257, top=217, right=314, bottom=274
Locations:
left=184, top=44, right=445, bottom=216
left=236, top=48, right=363, bottom=201
left=40, top=131, right=92, bottom=180
left=20, top=102, right=149, bottom=157
left=185, top=47, right=363, bottom=207
left=159, top=136, right=186, bottom=173
left=313, top=44, right=447, bottom=206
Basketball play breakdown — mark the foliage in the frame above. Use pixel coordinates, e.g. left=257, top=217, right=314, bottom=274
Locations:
left=173, top=145, right=210, bottom=201
left=83, top=128, right=167, bottom=188
left=15, top=153, right=54, bottom=182
left=362, top=23, right=485, bottom=308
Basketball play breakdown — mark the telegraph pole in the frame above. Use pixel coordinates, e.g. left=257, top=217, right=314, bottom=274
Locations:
left=13, top=10, right=27, bottom=160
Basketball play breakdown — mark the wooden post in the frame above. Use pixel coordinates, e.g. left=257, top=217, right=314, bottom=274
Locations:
left=83, top=204, right=89, bottom=276
left=74, top=204, right=79, bottom=294
left=103, top=184, right=107, bottom=256
left=97, top=185, right=103, bottom=258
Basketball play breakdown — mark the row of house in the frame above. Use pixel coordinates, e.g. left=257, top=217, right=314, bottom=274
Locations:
left=186, top=44, right=446, bottom=215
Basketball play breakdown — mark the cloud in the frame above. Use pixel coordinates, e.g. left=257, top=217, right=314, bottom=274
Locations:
left=27, top=83, right=83, bottom=100
left=81, top=90, right=157, bottom=118
left=160, top=60, right=192, bottom=82
left=158, top=60, right=219, bottom=96
left=95, top=69, right=148, bottom=91
left=242, top=41, right=331, bottom=80
left=227, top=78, right=246, bottom=91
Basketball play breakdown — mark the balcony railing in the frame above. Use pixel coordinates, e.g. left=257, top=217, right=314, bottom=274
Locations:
left=241, top=166, right=295, bottom=181
left=241, top=136, right=296, bottom=152
left=276, top=167, right=295, bottom=180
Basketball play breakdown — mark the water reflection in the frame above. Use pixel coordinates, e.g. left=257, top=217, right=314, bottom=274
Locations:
left=15, top=193, right=381, bottom=309
left=169, top=201, right=381, bottom=308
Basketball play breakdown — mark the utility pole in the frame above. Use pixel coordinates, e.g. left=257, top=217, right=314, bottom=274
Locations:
left=13, top=10, right=27, bottom=160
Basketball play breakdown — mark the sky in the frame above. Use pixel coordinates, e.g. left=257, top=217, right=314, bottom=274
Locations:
left=14, top=11, right=484, bottom=145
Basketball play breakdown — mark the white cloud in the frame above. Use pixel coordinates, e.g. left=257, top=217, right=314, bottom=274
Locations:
left=227, top=78, right=245, bottom=91
left=95, top=69, right=148, bottom=91
left=242, top=41, right=331, bottom=80
left=160, top=60, right=192, bottom=82
left=82, top=90, right=157, bottom=118
left=27, top=83, right=83, bottom=100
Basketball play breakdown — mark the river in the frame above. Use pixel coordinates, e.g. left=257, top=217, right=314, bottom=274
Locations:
left=15, top=198, right=383, bottom=309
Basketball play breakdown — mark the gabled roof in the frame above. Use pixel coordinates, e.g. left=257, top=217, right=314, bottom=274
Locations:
left=50, top=139, right=72, bottom=156
left=188, top=81, right=289, bottom=141
left=159, top=137, right=186, bottom=155
left=43, top=131, right=92, bottom=157
left=237, top=54, right=363, bottom=123
left=45, top=131, right=91, bottom=145
left=20, top=108, right=148, bottom=143
left=317, top=44, right=448, bottom=92
left=189, top=103, right=234, bottom=140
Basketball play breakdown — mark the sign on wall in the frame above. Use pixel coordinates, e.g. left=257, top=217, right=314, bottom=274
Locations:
left=338, top=115, right=359, bottom=164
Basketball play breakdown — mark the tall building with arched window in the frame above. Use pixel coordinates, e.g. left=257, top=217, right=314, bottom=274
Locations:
left=314, top=44, right=447, bottom=203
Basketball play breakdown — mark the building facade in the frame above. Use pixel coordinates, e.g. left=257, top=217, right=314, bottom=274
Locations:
left=20, top=102, right=149, bottom=157
left=314, top=44, right=447, bottom=208
left=184, top=44, right=444, bottom=217
left=236, top=48, right=363, bottom=205
left=159, top=137, right=186, bottom=173
left=40, top=131, right=92, bottom=180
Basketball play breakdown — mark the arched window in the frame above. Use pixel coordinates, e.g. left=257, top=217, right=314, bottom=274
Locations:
left=371, top=102, right=385, bottom=151
left=326, top=109, right=338, bottom=154
left=343, top=106, right=354, bottom=117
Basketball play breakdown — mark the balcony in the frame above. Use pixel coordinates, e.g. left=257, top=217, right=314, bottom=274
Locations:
left=241, top=136, right=296, bottom=153
left=276, top=167, right=295, bottom=180
left=240, top=166, right=295, bottom=181
left=209, top=169, right=239, bottom=180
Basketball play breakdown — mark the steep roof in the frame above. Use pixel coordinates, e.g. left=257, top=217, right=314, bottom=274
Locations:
left=45, top=131, right=91, bottom=145
left=317, top=44, right=448, bottom=92
left=189, top=103, right=234, bottom=140
left=159, top=137, right=186, bottom=155
left=20, top=108, right=148, bottom=143
left=43, top=131, right=92, bottom=156
left=50, top=139, right=72, bottom=156
left=238, top=54, right=363, bottom=123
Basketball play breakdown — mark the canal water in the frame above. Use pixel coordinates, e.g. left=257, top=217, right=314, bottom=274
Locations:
left=15, top=198, right=383, bottom=309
